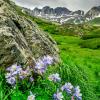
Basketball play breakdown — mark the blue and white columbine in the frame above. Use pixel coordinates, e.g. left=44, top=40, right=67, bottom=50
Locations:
left=61, top=82, right=73, bottom=94
left=6, top=64, right=22, bottom=73
left=35, top=55, right=53, bottom=74
left=5, top=64, right=31, bottom=85
left=73, top=86, right=82, bottom=100
left=42, top=55, right=53, bottom=65
left=5, top=55, right=53, bottom=85
left=6, top=77, right=16, bottom=85
left=48, top=73, right=61, bottom=82
left=53, top=91, right=63, bottom=100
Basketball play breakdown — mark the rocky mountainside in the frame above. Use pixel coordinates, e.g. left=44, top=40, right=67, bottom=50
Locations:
left=32, top=6, right=84, bottom=16
left=85, top=6, right=100, bottom=20
left=22, top=6, right=84, bottom=24
left=33, top=6, right=71, bottom=16
left=71, top=10, right=84, bottom=16
left=23, top=6, right=100, bottom=24
left=0, top=0, right=59, bottom=67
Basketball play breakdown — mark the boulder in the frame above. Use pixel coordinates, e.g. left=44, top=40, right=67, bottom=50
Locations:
left=0, top=0, right=59, bottom=67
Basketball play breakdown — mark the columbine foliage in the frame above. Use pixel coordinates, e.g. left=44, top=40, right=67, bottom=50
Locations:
left=5, top=55, right=53, bottom=86
left=5, top=55, right=82, bottom=100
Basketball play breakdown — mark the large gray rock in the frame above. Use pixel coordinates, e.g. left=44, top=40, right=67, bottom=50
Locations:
left=0, top=0, right=59, bottom=67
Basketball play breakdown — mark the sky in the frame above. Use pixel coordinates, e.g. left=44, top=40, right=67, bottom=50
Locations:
left=11, top=0, right=100, bottom=12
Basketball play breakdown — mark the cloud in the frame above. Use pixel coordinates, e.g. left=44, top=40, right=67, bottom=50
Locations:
left=11, top=0, right=100, bottom=12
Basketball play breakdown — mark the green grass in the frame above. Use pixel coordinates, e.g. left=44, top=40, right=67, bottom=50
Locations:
left=87, top=17, right=100, bottom=25
left=53, top=35, right=100, bottom=99
left=80, top=38, right=100, bottom=49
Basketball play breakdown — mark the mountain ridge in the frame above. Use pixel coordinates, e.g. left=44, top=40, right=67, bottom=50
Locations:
left=22, top=6, right=84, bottom=24
left=85, top=6, right=100, bottom=20
left=22, top=5, right=100, bottom=24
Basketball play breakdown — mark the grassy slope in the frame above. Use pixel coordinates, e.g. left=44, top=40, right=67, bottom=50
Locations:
left=0, top=3, right=100, bottom=100
left=87, top=17, right=100, bottom=25
left=80, top=26, right=100, bottom=49
left=30, top=17, right=100, bottom=99
left=53, top=35, right=100, bottom=98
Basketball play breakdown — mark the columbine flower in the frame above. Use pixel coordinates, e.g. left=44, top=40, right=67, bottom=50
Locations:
left=74, top=86, right=80, bottom=93
left=19, top=75, right=25, bottom=80
left=27, top=91, right=35, bottom=100
left=19, top=66, right=31, bottom=79
left=53, top=91, right=63, bottom=100
left=34, top=55, right=53, bottom=75
left=6, top=77, right=16, bottom=85
left=19, top=70, right=30, bottom=79
left=42, top=55, right=53, bottom=65
left=61, top=82, right=73, bottom=94
left=5, top=73, right=12, bottom=79
left=6, top=64, right=21, bottom=72
left=48, top=73, right=61, bottom=82
left=6, top=64, right=23, bottom=85
left=35, top=60, right=47, bottom=74
left=73, top=86, right=82, bottom=100
left=30, top=77, right=34, bottom=82
left=35, top=59, right=46, bottom=69
left=11, top=70, right=19, bottom=76
left=16, top=67, right=22, bottom=74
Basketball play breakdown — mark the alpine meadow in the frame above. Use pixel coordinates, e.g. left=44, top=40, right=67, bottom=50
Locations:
left=0, top=0, right=100, bottom=100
